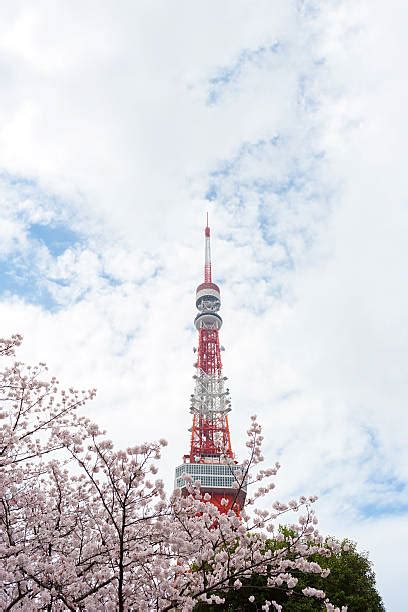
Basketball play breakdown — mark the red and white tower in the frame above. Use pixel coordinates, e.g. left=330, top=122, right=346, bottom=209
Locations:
left=174, top=217, right=246, bottom=513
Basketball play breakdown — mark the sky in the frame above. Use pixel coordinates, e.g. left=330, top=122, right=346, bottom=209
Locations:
left=0, top=1, right=407, bottom=608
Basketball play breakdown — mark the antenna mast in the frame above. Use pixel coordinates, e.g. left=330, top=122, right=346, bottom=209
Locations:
left=204, top=212, right=212, bottom=283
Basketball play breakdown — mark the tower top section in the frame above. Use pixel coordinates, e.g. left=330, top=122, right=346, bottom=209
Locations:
left=196, top=215, right=221, bottom=318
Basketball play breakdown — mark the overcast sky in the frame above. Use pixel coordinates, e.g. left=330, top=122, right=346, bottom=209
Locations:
left=0, top=2, right=407, bottom=608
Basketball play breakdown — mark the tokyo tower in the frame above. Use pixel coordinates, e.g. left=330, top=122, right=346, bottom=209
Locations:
left=174, top=216, right=246, bottom=513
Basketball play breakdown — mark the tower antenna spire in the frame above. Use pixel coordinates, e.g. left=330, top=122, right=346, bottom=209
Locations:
left=204, top=213, right=212, bottom=283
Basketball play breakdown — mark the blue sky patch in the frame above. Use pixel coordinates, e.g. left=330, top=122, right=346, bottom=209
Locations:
left=29, top=222, right=81, bottom=257
left=208, top=43, right=281, bottom=105
left=359, top=501, right=408, bottom=519
left=0, top=259, right=57, bottom=311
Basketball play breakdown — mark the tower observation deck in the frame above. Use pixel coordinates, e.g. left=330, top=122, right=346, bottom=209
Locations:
left=174, top=217, right=246, bottom=513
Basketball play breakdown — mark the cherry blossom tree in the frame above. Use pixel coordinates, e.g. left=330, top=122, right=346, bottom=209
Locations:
left=0, top=336, right=346, bottom=611
left=0, top=334, right=96, bottom=609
